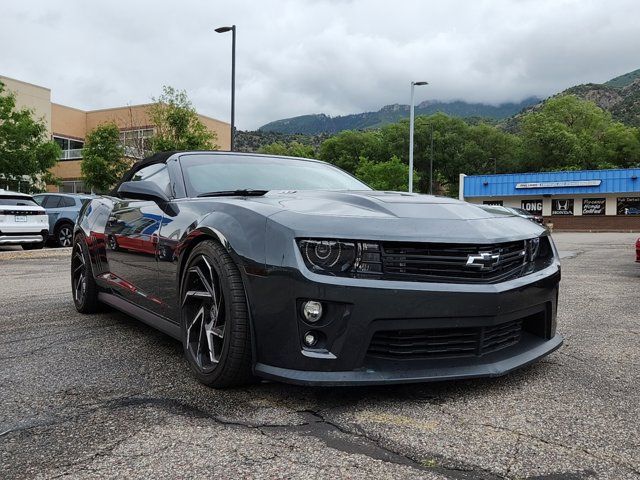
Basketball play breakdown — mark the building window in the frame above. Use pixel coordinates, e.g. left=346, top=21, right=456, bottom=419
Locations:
left=551, top=199, right=574, bottom=215
left=582, top=198, right=606, bottom=215
left=521, top=199, right=543, bottom=216
left=60, top=180, right=88, bottom=194
left=119, top=128, right=154, bottom=159
left=617, top=197, right=640, bottom=215
left=53, top=136, right=84, bottom=160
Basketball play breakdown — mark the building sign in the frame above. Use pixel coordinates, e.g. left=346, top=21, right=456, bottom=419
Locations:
left=582, top=198, right=606, bottom=216
left=552, top=199, right=574, bottom=215
left=521, top=199, right=543, bottom=216
left=483, top=200, right=503, bottom=206
left=515, top=180, right=602, bottom=189
left=617, top=197, right=640, bottom=215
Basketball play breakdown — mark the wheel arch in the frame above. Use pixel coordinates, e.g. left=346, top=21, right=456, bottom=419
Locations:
left=54, top=217, right=75, bottom=232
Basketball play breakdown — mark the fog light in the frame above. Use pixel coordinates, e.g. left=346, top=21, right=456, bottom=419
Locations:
left=302, top=300, right=323, bottom=323
left=303, top=331, right=318, bottom=347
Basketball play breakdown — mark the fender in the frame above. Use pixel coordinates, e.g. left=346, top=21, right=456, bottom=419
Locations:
left=175, top=209, right=268, bottom=285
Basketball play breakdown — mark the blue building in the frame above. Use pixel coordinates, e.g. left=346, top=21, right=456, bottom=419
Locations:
left=460, top=168, right=640, bottom=230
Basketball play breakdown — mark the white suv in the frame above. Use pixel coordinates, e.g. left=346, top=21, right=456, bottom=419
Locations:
left=0, top=189, right=49, bottom=250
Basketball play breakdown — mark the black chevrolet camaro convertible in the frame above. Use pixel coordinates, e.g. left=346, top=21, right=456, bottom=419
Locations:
left=72, top=151, right=562, bottom=387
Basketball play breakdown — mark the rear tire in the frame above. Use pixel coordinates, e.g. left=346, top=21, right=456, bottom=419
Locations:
left=180, top=240, right=254, bottom=388
left=54, top=222, right=74, bottom=248
left=72, top=237, right=100, bottom=313
left=22, top=242, right=44, bottom=250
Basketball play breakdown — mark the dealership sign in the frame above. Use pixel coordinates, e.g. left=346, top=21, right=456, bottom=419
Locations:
left=521, top=199, right=543, bottom=216
left=552, top=199, right=574, bottom=215
left=582, top=198, right=606, bottom=215
left=515, top=180, right=602, bottom=189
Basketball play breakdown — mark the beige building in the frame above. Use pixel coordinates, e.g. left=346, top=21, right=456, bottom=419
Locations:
left=1, top=75, right=230, bottom=193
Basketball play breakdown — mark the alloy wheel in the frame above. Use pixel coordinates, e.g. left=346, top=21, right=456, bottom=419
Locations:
left=59, top=226, right=73, bottom=247
left=182, top=255, right=226, bottom=373
left=72, top=244, right=87, bottom=305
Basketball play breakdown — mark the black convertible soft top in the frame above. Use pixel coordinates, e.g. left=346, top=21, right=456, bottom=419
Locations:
left=128, top=151, right=179, bottom=176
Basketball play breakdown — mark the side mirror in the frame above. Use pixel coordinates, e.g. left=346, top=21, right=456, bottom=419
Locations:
left=118, top=181, right=170, bottom=204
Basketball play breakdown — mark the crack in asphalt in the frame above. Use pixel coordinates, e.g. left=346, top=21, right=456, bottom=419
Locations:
left=1, top=394, right=502, bottom=479
left=0, top=390, right=625, bottom=480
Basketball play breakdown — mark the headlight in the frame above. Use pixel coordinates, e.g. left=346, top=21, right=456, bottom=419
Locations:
left=298, top=239, right=356, bottom=274
left=297, top=239, right=382, bottom=276
left=527, top=237, right=540, bottom=262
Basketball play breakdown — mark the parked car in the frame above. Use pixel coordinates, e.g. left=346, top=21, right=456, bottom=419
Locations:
left=636, top=237, right=640, bottom=262
left=478, top=205, right=545, bottom=226
left=33, top=193, right=93, bottom=247
left=508, top=207, right=545, bottom=225
left=73, top=151, right=562, bottom=388
left=0, top=189, right=49, bottom=249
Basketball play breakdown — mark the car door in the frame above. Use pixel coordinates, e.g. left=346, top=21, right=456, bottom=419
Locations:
left=104, top=163, right=172, bottom=316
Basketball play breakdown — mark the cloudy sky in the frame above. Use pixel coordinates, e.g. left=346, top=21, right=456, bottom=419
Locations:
left=1, top=0, right=639, bottom=129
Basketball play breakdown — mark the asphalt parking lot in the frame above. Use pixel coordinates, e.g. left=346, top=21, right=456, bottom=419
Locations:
left=1, top=232, right=639, bottom=480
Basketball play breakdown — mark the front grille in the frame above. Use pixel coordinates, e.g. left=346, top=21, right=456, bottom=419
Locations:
left=367, top=319, right=523, bottom=360
left=381, top=240, right=528, bottom=283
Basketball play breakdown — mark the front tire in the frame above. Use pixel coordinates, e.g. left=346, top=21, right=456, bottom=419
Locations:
left=72, top=237, right=100, bottom=313
left=180, top=240, right=254, bottom=388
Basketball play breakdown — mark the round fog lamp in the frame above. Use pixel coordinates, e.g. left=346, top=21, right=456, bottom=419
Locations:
left=303, top=331, right=318, bottom=347
left=302, top=300, right=323, bottom=323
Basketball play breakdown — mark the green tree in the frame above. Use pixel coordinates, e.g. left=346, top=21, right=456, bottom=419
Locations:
left=518, top=95, right=640, bottom=171
left=0, top=81, right=61, bottom=190
left=258, top=141, right=315, bottom=158
left=355, top=155, right=420, bottom=192
left=81, top=123, right=129, bottom=192
left=318, top=130, right=385, bottom=173
left=148, top=86, right=218, bottom=152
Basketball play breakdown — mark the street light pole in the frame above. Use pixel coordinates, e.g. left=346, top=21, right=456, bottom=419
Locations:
left=430, top=122, right=434, bottom=195
left=215, top=25, right=236, bottom=151
left=409, top=81, right=428, bottom=193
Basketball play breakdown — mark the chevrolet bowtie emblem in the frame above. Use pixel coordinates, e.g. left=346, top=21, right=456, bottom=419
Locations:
left=466, top=252, right=501, bottom=270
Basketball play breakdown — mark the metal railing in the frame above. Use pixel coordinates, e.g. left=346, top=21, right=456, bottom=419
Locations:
left=59, top=149, right=83, bottom=160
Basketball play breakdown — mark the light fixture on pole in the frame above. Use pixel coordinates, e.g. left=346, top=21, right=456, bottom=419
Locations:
left=409, top=81, right=428, bottom=193
left=215, top=25, right=236, bottom=151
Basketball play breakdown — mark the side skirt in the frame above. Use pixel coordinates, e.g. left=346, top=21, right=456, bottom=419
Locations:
left=98, top=292, right=181, bottom=340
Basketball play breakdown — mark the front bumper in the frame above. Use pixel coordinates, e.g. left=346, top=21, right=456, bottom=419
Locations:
left=244, top=258, right=562, bottom=386
left=255, top=334, right=562, bottom=386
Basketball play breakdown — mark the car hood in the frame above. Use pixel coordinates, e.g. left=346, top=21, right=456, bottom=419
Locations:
left=252, top=190, right=545, bottom=243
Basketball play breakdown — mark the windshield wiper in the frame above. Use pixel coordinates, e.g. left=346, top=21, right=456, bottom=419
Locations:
left=197, top=189, right=269, bottom=198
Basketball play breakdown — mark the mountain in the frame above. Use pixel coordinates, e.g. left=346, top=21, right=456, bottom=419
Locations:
left=259, top=97, right=540, bottom=135
left=561, top=79, right=640, bottom=127
left=603, top=68, right=640, bottom=88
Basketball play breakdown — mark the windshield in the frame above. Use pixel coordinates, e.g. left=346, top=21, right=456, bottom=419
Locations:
left=180, top=154, right=370, bottom=197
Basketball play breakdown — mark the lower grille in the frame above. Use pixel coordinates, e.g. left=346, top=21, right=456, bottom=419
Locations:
left=368, top=319, right=523, bottom=359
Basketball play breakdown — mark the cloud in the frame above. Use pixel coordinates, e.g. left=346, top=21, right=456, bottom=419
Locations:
left=1, top=0, right=639, bottom=129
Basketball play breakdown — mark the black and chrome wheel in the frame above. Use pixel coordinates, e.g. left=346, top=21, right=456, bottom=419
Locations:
left=71, top=237, right=100, bottom=313
left=55, top=222, right=74, bottom=247
left=180, top=240, right=254, bottom=388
